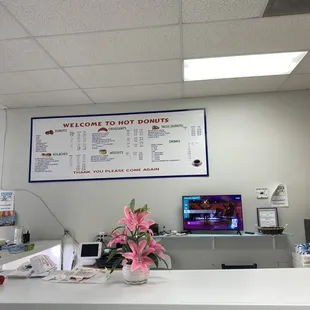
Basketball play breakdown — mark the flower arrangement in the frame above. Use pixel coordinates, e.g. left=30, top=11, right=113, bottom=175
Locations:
left=108, top=199, right=167, bottom=274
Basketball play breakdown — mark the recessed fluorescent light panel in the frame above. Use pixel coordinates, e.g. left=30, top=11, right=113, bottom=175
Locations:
left=183, top=51, right=308, bottom=82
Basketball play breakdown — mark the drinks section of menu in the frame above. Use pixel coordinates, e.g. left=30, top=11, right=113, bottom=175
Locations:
left=29, top=109, right=208, bottom=182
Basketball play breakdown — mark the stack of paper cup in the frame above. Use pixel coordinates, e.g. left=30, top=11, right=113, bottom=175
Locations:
left=293, top=243, right=310, bottom=268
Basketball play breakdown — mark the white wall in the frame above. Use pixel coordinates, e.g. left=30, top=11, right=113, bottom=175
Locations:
left=0, top=109, right=13, bottom=241
left=2, top=90, right=310, bottom=268
left=0, top=110, right=5, bottom=187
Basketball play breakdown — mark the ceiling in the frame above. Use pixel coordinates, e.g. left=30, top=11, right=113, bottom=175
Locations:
left=0, top=0, right=310, bottom=109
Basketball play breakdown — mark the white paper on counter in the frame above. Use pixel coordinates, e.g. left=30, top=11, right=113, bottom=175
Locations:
left=30, top=254, right=57, bottom=275
left=270, top=184, right=289, bottom=208
left=43, top=267, right=109, bottom=284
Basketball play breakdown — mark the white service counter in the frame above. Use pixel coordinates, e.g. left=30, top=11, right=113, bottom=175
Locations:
left=0, top=268, right=309, bottom=310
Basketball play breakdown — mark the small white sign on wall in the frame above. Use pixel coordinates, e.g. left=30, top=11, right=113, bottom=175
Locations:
left=270, top=184, right=289, bottom=208
left=0, top=191, right=15, bottom=211
left=256, top=187, right=269, bottom=199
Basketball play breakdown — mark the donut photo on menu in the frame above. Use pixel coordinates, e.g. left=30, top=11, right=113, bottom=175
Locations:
left=45, top=130, right=54, bottom=135
left=99, top=149, right=107, bottom=155
left=192, top=159, right=202, bottom=167
left=98, top=127, right=108, bottom=132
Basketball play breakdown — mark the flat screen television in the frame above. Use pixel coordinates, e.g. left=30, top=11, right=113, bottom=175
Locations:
left=183, top=195, right=243, bottom=231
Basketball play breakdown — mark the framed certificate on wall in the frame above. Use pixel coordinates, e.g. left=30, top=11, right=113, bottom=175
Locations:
left=257, top=208, right=279, bottom=227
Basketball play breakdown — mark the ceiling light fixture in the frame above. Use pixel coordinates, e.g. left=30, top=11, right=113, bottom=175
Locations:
left=183, top=51, right=308, bottom=82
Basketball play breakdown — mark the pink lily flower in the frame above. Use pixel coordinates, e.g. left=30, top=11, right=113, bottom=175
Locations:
left=118, top=206, right=136, bottom=231
left=108, top=227, right=128, bottom=247
left=137, top=212, right=155, bottom=230
left=122, top=240, right=155, bottom=274
left=149, top=237, right=165, bottom=258
left=119, top=206, right=155, bottom=231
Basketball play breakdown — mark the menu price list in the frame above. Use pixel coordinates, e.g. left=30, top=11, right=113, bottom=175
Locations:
left=30, top=109, right=208, bottom=181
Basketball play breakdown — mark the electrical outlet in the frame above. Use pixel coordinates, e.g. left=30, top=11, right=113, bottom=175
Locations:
left=256, top=187, right=269, bottom=199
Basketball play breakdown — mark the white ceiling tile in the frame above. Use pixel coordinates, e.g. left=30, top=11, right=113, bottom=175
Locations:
left=0, top=69, right=78, bottom=95
left=0, top=89, right=92, bottom=108
left=0, top=38, right=56, bottom=72
left=183, top=14, right=310, bottom=59
left=279, top=74, right=310, bottom=91
left=38, top=26, right=180, bottom=67
left=66, top=60, right=181, bottom=88
left=183, top=75, right=287, bottom=97
left=2, top=0, right=179, bottom=36
left=293, top=53, right=310, bottom=74
left=0, top=104, right=7, bottom=109
left=85, top=83, right=181, bottom=103
left=0, top=5, right=28, bottom=39
left=182, top=0, right=268, bottom=23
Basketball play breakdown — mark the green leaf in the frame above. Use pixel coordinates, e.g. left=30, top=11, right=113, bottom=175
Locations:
left=157, top=254, right=169, bottom=269
left=110, top=226, right=125, bottom=234
left=129, top=199, right=135, bottom=211
left=141, top=204, right=148, bottom=212
left=146, top=233, right=151, bottom=244
left=122, top=243, right=131, bottom=253
left=148, top=253, right=159, bottom=268
left=138, top=231, right=146, bottom=238
left=110, top=257, right=124, bottom=274
left=107, top=249, right=119, bottom=262
left=135, top=204, right=149, bottom=214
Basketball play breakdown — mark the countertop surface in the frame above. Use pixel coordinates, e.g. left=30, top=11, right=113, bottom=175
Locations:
left=0, top=268, right=309, bottom=308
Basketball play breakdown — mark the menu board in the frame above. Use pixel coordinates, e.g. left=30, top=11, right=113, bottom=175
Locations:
left=29, top=109, right=208, bottom=182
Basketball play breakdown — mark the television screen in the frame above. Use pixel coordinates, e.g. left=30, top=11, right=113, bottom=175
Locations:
left=183, top=195, right=243, bottom=231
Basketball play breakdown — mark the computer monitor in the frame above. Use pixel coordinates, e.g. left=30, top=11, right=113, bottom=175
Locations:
left=183, top=195, right=243, bottom=231
left=78, top=242, right=102, bottom=259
